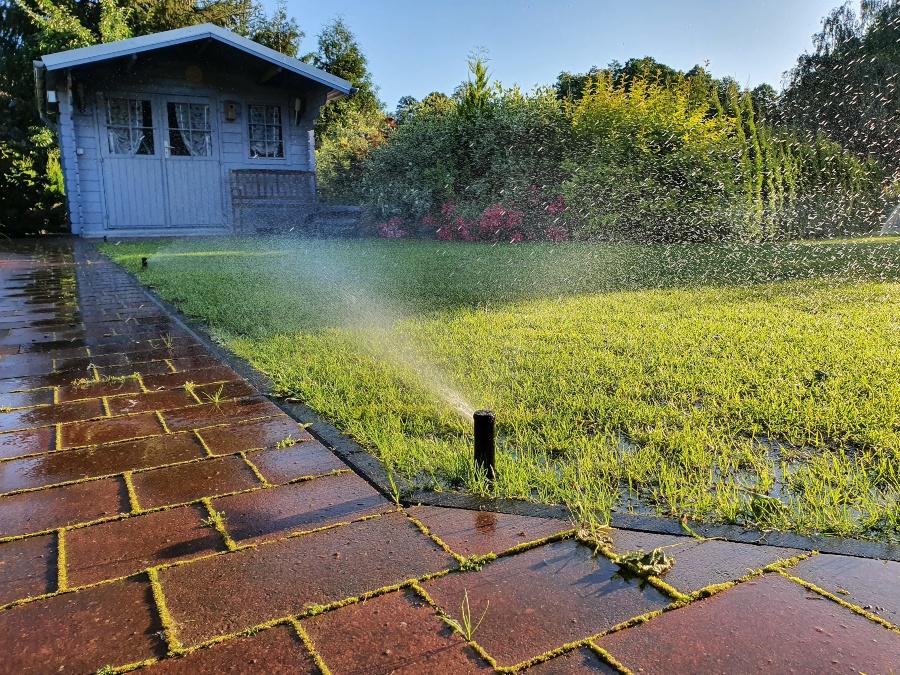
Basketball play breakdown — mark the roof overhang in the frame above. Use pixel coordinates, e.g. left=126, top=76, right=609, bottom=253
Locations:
left=35, top=23, right=353, bottom=98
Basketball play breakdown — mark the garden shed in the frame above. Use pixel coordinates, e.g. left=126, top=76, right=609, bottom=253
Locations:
left=33, top=24, right=353, bottom=237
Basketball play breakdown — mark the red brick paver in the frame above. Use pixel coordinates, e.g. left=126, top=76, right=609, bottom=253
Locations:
left=596, top=573, right=900, bottom=673
left=1, top=239, right=897, bottom=673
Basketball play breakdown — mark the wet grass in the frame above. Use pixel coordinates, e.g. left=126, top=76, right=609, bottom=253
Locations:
left=101, top=236, right=900, bottom=541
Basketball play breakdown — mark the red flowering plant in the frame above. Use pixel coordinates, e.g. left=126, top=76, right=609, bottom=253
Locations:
left=476, top=203, right=526, bottom=243
left=425, top=202, right=475, bottom=242
left=377, top=216, right=407, bottom=239
left=518, top=183, right=575, bottom=241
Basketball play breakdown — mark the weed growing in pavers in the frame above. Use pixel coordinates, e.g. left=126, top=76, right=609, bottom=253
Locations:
left=274, top=436, right=299, bottom=449
left=201, top=510, right=227, bottom=528
left=615, top=547, right=676, bottom=578
left=202, top=384, right=226, bottom=407
left=442, top=589, right=489, bottom=641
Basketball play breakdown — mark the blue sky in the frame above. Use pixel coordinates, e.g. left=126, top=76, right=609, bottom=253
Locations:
left=276, top=0, right=838, bottom=110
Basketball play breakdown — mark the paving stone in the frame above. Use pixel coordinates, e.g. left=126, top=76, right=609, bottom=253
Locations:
left=97, top=360, right=174, bottom=379
left=791, top=553, right=900, bottom=626
left=168, top=355, right=225, bottom=372
left=131, top=455, right=262, bottom=509
left=0, top=358, right=56, bottom=379
left=198, top=416, right=314, bottom=455
left=143, top=625, right=318, bottom=673
left=56, top=377, right=143, bottom=402
left=0, top=577, right=164, bottom=673
left=55, top=353, right=130, bottom=371
left=0, top=398, right=105, bottom=432
left=409, top=505, right=570, bottom=557
left=421, top=539, right=672, bottom=668
left=141, top=366, right=240, bottom=390
left=0, top=432, right=206, bottom=494
left=0, top=371, right=81, bottom=394
left=161, top=398, right=284, bottom=432
left=0, top=533, right=56, bottom=605
left=89, top=337, right=196, bottom=357
left=158, top=512, right=454, bottom=647
left=246, top=443, right=347, bottom=484
left=0, top=426, right=55, bottom=459
left=525, top=648, right=618, bottom=674
left=304, top=589, right=490, bottom=673
left=60, top=412, right=165, bottom=449
left=106, top=388, right=197, bottom=415
left=0, top=387, right=55, bottom=409
left=596, top=573, right=900, bottom=673
left=0, top=477, right=127, bottom=537
left=192, top=380, right=258, bottom=403
left=607, top=529, right=799, bottom=594
left=66, top=505, right=225, bottom=586
left=212, top=472, right=391, bottom=542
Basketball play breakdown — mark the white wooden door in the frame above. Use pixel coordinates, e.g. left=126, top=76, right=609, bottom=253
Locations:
left=161, top=97, right=224, bottom=227
left=99, top=96, right=167, bottom=229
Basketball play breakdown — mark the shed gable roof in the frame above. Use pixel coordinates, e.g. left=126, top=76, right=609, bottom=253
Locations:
left=38, top=23, right=353, bottom=95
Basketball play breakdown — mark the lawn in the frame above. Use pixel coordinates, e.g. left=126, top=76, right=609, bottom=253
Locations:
left=101, top=236, right=900, bottom=541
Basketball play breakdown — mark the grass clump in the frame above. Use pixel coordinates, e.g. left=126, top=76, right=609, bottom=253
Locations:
left=101, top=236, right=900, bottom=541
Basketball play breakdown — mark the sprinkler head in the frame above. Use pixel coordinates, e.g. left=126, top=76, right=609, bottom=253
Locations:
left=141, top=257, right=148, bottom=268
left=473, top=409, right=496, bottom=482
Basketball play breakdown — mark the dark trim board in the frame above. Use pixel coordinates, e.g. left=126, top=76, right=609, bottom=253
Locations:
left=110, top=242, right=900, bottom=563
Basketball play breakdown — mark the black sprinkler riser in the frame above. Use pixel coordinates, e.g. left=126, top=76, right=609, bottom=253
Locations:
left=141, top=257, right=148, bottom=268
left=474, top=409, right=496, bottom=481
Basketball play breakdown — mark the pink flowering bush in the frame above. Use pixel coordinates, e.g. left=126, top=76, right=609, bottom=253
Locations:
left=377, top=216, right=407, bottom=238
left=425, top=202, right=475, bottom=242
left=476, top=203, right=525, bottom=243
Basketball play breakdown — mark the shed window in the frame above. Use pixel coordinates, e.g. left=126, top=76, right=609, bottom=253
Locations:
left=167, top=102, right=211, bottom=156
left=106, top=98, right=154, bottom=155
left=248, top=105, right=284, bottom=158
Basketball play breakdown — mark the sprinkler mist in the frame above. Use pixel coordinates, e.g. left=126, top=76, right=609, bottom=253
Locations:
left=473, top=409, right=496, bottom=482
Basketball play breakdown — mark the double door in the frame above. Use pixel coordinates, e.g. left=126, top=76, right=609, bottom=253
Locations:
left=99, top=93, right=225, bottom=229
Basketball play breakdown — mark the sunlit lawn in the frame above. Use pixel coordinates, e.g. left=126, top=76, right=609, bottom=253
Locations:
left=102, top=236, right=900, bottom=541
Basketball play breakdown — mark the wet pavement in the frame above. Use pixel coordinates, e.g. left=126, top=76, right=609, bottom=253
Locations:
left=0, top=238, right=898, bottom=674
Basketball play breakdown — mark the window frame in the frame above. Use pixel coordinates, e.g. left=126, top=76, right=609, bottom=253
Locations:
left=247, top=103, right=286, bottom=160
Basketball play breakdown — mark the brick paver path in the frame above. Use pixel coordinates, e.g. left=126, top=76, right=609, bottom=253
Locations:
left=1, top=238, right=899, bottom=674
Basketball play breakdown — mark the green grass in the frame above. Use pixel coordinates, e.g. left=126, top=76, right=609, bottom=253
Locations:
left=101, top=236, right=900, bottom=541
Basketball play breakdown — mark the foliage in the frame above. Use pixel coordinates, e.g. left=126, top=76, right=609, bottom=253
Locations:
left=781, top=0, right=900, bottom=174
left=0, top=126, right=66, bottom=235
left=357, top=58, right=887, bottom=243
left=304, top=18, right=386, bottom=203
left=102, top=235, right=900, bottom=541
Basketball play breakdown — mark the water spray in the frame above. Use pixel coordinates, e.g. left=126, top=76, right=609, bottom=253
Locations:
left=473, top=409, right=496, bottom=482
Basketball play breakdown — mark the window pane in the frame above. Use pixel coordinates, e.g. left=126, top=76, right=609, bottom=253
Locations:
left=190, top=104, right=210, bottom=130
left=249, top=106, right=266, bottom=124
left=168, top=129, right=190, bottom=156
left=107, top=99, right=130, bottom=126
